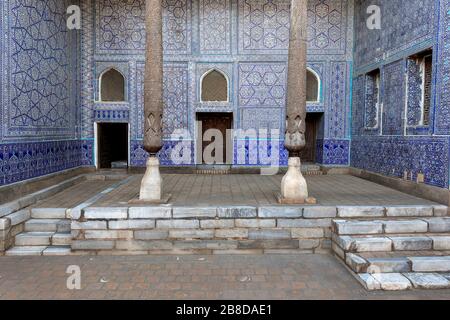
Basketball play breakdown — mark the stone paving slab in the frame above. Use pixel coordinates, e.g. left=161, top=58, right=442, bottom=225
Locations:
left=1, top=254, right=450, bottom=299
left=92, top=174, right=440, bottom=207
left=33, top=180, right=117, bottom=209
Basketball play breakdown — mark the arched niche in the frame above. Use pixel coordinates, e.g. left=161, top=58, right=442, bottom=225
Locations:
left=200, top=69, right=229, bottom=102
left=306, top=68, right=321, bottom=103
left=99, top=68, right=126, bottom=102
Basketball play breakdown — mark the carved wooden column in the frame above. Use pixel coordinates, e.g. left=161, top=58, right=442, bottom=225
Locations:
left=281, top=0, right=309, bottom=203
left=140, top=0, right=164, bottom=201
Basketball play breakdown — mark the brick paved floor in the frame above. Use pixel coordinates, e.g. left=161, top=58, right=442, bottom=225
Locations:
left=1, top=254, right=449, bottom=300
left=94, top=174, right=437, bottom=207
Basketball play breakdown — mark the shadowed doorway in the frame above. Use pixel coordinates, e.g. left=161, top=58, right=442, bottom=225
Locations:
left=196, top=113, right=233, bottom=165
left=300, top=113, right=323, bottom=163
left=97, top=123, right=128, bottom=169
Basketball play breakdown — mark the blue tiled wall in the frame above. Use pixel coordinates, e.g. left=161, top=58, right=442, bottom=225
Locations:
left=351, top=0, right=450, bottom=188
left=0, top=0, right=83, bottom=186
left=80, top=0, right=353, bottom=168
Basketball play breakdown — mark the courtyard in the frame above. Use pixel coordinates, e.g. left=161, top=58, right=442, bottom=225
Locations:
left=1, top=0, right=450, bottom=301
left=1, top=254, right=450, bottom=300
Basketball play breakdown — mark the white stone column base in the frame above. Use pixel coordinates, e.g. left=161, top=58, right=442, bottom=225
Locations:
left=139, top=156, right=162, bottom=201
left=281, top=157, right=308, bottom=202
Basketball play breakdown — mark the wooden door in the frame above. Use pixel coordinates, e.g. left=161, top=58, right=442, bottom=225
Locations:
left=299, top=114, right=319, bottom=163
left=197, top=113, right=233, bottom=164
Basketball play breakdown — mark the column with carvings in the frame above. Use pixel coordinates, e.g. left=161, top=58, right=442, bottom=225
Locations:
left=140, top=0, right=164, bottom=201
left=281, top=0, right=309, bottom=203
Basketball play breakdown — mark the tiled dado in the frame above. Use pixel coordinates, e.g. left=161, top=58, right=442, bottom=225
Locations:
left=316, top=139, right=350, bottom=166
left=351, top=136, right=450, bottom=189
left=0, top=140, right=93, bottom=186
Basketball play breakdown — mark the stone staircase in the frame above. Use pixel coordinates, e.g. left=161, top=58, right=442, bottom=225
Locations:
left=331, top=206, right=450, bottom=290
left=6, top=208, right=72, bottom=256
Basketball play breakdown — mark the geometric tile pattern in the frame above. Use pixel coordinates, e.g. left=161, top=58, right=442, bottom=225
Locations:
left=351, top=75, right=366, bottom=136
left=238, top=0, right=349, bottom=55
left=96, top=0, right=192, bottom=55
left=199, top=0, right=231, bottom=54
left=238, top=0, right=291, bottom=54
left=0, top=140, right=92, bottom=186
left=136, top=63, right=189, bottom=139
left=317, top=139, right=350, bottom=166
left=96, top=0, right=146, bottom=53
left=2, top=0, right=77, bottom=139
left=307, top=0, right=348, bottom=55
left=130, top=140, right=194, bottom=167
left=354, top=0, right=435, bottom=71
left=351, top=0, right=449, bottom=188
left=381, top=60, right=405, bottom=136
left=434, top=0, right=450, bottom=135
left=162, top=0, right=192, bottom=54
left=238, top=63, right=287, bottom=108
left=351, top=136, right=449, bottom=189
left=327, top=62, right=349, bottom=138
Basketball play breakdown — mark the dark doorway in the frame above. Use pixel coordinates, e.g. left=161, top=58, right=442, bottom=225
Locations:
left=97, top=123, right=128, bottom=169
left=300, top=113, right=322, bottom=163
left=197, top=113, right=233, bottom=165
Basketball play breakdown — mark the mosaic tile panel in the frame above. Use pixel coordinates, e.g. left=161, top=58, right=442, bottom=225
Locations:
left=96, top=0, right=192, bottom=55
left=234, top=140, right=288, bottom=166
left=96, top=0, right=146, bottom=53
left=307, top=0, right=348, bottom=55
left=0, top=140, right=92, bottom=186
left=136, top=63, right=189, bottom=139
left=435, top=0, right=450, bottom=135
left=238, top=0, right=350, bottom=56
left=382, top=61, right=405, bottom=136
left=317, top=139, right=349, bottom=166
left=162, top=0, right=192, bottom=55
left=199, top=0, right=231, bottom=54
left=2, top=0, right=78, bottom=140
left=241, top=108, right=283, bottom=131
left=351, top=136, right=449, bottom=189
left=130, top=140, right=194, bottom=166
left=327, top=62, right=349, bottom=138
left=354, top=0, right=436, bottom=71
left=238, top=63, right=287, bottom=108
left=94, top=110, right=130, bottom=122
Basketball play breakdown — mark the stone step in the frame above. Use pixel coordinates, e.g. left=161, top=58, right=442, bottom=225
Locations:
left=57, top=220, right=71, bottom=233
left=333, top=218, right=450, bottom=236
left=52, top=233, right=72, bottom=246
left=25, top=219, right=60, bottom=232
left=335, top=205, right=448, bottom=219
left=24, top=219, right=70, bottom=232
left=31, top=208, right=67, bottom=219
left=334, top=234, right=450, bottom=253
left=5, top=246, right=47, bottom=256
left=345, top=251, right=450, bottom=274
left=358, top=272, right=450, bottom=291
left=43, top=246, right=71, bottom=256
left=15, top=232, right=54, bottom=246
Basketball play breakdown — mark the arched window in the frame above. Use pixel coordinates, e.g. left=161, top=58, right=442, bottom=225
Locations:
left=306, top=68, right=320, bottom=103
left=99, top=68, right=125, bottom=102
left=201, top=69, right=229, bottom=102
